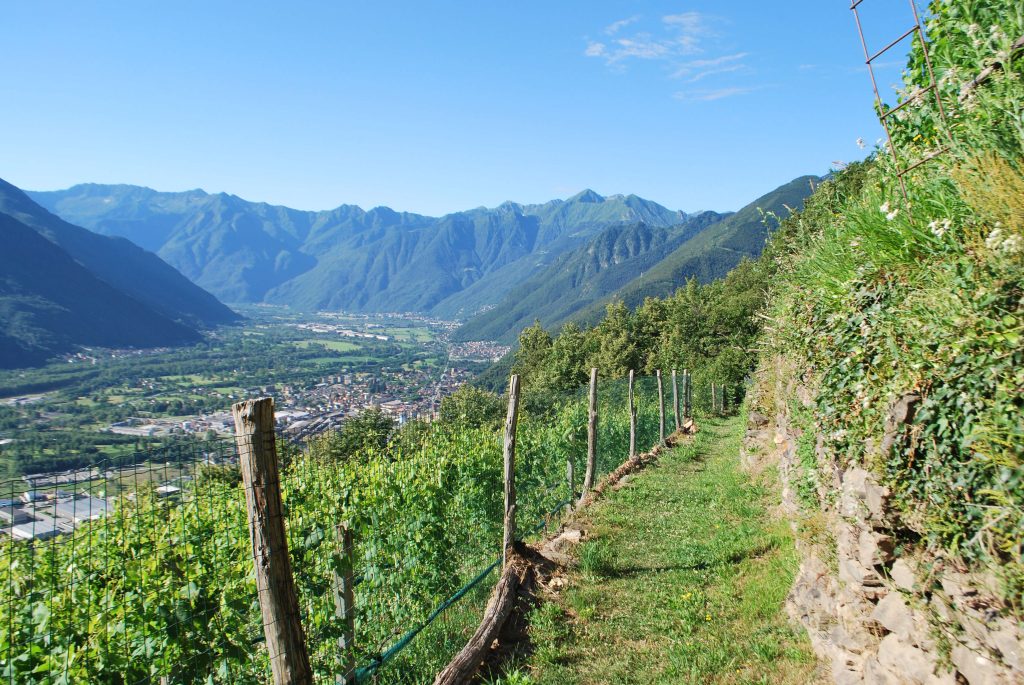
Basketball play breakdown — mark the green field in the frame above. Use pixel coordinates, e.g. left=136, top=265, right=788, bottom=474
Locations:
left=292, top=339, right=362, bottom=353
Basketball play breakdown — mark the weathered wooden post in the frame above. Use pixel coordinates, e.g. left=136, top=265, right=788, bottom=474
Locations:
left=712, top=383, right=718, bottom=416
left=628, top=370, right=637, bottom=459
left=334, top=525, right=356, bottom=685
left=581, top=368, right=598, bottom=499
left=656, top=370, right=665, bottom=445
left=684, top=370, right=692, bottom=418
left=232, top=397, right=313, bottom=685
left=503, top=375, right=521, bottom=568
left=566, top=454, right=575, bottom=511
left=672, top=369, right=681, bottom=432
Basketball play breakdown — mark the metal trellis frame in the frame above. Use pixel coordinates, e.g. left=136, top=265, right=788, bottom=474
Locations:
left=851, top=0, right=954, bottom=207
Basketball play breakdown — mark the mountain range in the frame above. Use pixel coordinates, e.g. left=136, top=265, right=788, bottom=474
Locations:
left=18, top=174, right=819, bottom=355
left=453, top=175, right=818, bottom=342
left=29, top=185, right=694, bottom=316
left=0, top=178, right=239, bottom=368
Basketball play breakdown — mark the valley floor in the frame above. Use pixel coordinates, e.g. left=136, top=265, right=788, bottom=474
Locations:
left=498, top=416, right=821, bottom=685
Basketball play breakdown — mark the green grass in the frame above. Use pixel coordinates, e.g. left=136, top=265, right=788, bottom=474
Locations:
left=384, top=326, right=434, bottom=342
left=502, top=416, right=818, bottom=685
left=292, top=339, right=362, bottom=353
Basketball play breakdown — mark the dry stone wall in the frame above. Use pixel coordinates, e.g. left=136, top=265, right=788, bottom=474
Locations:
left=742, top=357, right=1022, bottom=685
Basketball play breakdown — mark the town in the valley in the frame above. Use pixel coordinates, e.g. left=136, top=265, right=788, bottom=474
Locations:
left=0, top=311, right=511, bottom=540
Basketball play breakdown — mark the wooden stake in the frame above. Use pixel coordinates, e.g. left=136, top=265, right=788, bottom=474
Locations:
left=232, top=398, right=312, bottom=685
left=566, top=453, right=575, bottom=510
left=712, top=383, right=718, bottom=416
left=433, top=562, right=524, bottom=685
left=581, top=368, right=598, bottom=499
left=503, top=375, right=521, bottom=568
left=684, top=370, right=692, bottom=418
left=628, top=370, right=637, bottom=459
left=672, top=369, right=681, bottom=431
left=656, top=370, right=665, bottom=445
left=334, top=525, right=356, bottom=685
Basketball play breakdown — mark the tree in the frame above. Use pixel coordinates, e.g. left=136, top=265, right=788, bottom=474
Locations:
left=593, top=300, right=639, bottom=378
left=439, top=385, right=504, bottom=429
left=633, top=297, right=667, bottom=372
left=512, top=320, right=553, bottom=386
left=315, top=407, right=395, bottom=462
left=546, top=322, right=592, bottom=392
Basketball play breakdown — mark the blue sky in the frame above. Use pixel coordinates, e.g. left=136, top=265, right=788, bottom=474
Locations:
left=1, top=1, right=921, bottom=215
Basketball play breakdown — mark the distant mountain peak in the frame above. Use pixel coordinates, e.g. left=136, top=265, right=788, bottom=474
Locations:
left=569, top=189, right=605, bottom=204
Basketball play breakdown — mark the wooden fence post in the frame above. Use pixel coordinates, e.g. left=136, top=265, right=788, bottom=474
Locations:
left=232, top=397, right=313, bottom=685
left=334, top=525, right=356, bottom=685
left=566, top=454, right=575, bottom=511
left=672, top=369, right=681, bottom=432
left=628, top=370, right=636, bottom=459
left=503, top=375, right=521, bottom=568
left=656, top=370, right=665, bottom=445
left=712, top=383, right=718, bottom=416
left=581, top=368, right=598, bottom=499
left=684, top=370, right=692, bottom=418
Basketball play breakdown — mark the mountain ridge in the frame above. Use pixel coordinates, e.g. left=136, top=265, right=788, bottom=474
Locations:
left=0, top=178, right=239, bottom=368
left=454, top=175, right=820, bottom=342
left=0, top=212, right=202, bottom=368
left=1, top=179, right=239, bottom=329
left=30, top=184, right=694, bottom=313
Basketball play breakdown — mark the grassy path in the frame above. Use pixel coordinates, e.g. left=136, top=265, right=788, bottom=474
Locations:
left=497, top=416, right=819, bottom=685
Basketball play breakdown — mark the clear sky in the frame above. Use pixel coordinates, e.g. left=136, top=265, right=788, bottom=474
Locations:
left=1, top=1, right=921, bottom=216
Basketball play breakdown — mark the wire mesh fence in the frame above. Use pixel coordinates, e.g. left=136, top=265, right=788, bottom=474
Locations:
left=0, top=370, right=706, bottom=684
left=0, top=437, right=270, bottom=684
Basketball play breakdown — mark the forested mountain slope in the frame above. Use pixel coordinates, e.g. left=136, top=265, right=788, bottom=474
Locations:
left=30, top=185, right=691, bottom=313
left=457, top=174, right=816, bottom=342
left=0, top=212, right=201, bottom=368
left=453, top=210, right=725, bottom=343
left=0, top=179, right=238, bottom=328
left=568, top=174, right=818, bottom=327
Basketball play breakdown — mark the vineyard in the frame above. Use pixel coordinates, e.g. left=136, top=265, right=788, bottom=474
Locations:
left=0, top=372, right=701, bottom=684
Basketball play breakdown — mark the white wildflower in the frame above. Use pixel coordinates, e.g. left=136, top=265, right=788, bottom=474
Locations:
left=850, top=239, right=860, bottom=248
left=1002, top=234, right=1023, bottom=255
left=886, top=209, right=900, bottom=221
left=985, top=227, right=1004, bottom=249
left=929, top=218, right=951, bottom=238
left=856, top=137, right=865, bottom=149
left=880, top=201, right=891, bottom=213
left=966, top=23, right=980, bottom=37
